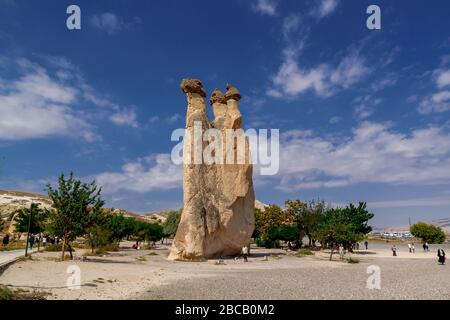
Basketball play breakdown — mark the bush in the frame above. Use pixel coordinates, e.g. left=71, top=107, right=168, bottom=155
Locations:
left=255, top=238, right=280, bottom=248
left=0, top=285, right=47, bottom=300
left=347, top=257, right=360, bottom=264
left=297, top=248, right=313, bottom=256
left=0, top=241, right=26, bottom=251
left=0, top=286, right=15, bottom=300
left=44, top=244, right=75, bottom=252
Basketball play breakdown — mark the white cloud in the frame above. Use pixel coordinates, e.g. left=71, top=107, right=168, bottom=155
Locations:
left=268, top=48, right=369, bottom=98
left=436, top=69, right=450, bottom=88
left=311, top=0, right=339, bottom=18
left=275, top=122, right=450, bottom=191
left=252, top=0, right=278, bottom=16
left=94, top=154, right=182, bottom=194
left=0, top=65, right=96, bottom=141
left=109, top=108, right=139, bottom=128
left=0, top=56, right=140, bottom=141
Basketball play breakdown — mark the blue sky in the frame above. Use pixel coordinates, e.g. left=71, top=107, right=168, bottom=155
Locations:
left=1, top=0, right=450, bottom=227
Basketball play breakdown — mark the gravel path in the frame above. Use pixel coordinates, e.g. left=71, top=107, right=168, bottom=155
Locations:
left=137, top=255, right=450, bottom=300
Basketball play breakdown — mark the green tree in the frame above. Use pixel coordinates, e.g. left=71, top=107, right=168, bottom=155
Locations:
left=253, top=205, right=291, bottom=240
left=410, top=222, right=446, bottom=244
left=106, top=213, right=136, bottom=245
left=163, top=210, right=182, bottom=238
left=46, top=172, right=105, bottom=260
left=312, top=202, right=374, bottom=260
left=271, top=225, right=301, bottom=248
left=285, top=199, right=326, bottom=247
left=84, top=209, right=112, bottom=253
left=12, top=203, right=49, bottom=235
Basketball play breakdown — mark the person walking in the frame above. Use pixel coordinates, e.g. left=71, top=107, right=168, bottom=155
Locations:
left=242, top=245, right=249, bottom=262
left=411, top=243, right=415, bottom=253
left=29, top=234, right=35, bottom=250
left=422, top=243, right=427, bottom=252
left=2, top=233, right=10, bottom=246
left=364, top=240, right=369, bottom=250
left=338, top=244, right=345, bottom=259
left=425, top=242, right=429, bottom=252
left=437, top=248, right=446, bottom=265
left=408, top=243, right=412, bottom=253
left=392, top=245, right=397, bottom=256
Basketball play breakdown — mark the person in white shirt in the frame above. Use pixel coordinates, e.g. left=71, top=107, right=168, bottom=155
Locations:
left=242, top=245, right=249, bottom=262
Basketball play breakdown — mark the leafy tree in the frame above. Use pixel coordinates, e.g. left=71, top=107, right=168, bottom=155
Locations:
left=12, top=203, right=49, bottom=235
left=106, top=212, right=136, bottom=244
left=410, top=222, right=446, bottom=244
left=312, top=202, right=374, bottom=260
left=285, top=199, right=326, bottom=247
left=253, top=205, right=292, bottom=240
left=133, top=220, right=164, bottom=247
left=163, top=210, right=182, bottom=238
left=84, top=209, right=113, bottom=253
left=267, top=225, right=301, bottom=248
left=46, top=172, right=105, bottom=260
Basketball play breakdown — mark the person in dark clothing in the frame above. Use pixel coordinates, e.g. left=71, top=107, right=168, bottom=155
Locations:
left=391, top=245, right=397, bottom=256
left=29, top=234, right=35, bottom=250
left=2, top=234, right=10, bottom=246
left=437, top=248, right=446, bottom=265
left=364, top=240, right=369, bottom=250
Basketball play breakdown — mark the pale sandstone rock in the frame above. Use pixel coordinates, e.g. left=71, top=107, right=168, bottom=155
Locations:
left=168, top=79, right=255, bottom=261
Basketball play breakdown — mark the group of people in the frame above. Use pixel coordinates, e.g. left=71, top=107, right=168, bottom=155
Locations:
left=27, top=234, right=59, bottom=249
left=391, top=243, right=446, bottom=265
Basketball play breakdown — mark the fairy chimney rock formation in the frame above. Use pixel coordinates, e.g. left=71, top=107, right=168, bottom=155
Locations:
left=168, top=79, right=255, bottom=261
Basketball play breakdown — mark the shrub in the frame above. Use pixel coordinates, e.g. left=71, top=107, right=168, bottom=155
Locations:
left=255, top=238, right=280, bottom=248
left=297, top=248, right=313, bottom=256
left=347, top=257, right=360, bottom=264
left=44, top=243, right=74, bottom=252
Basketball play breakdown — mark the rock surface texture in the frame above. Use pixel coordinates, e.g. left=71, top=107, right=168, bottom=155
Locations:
left=168, top=79, right=255, bottom=261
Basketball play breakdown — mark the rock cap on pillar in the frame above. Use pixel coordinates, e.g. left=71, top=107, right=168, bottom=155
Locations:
left=225, top=83, right=241, bottom=101
left=180, top=79, right=207, bottom=97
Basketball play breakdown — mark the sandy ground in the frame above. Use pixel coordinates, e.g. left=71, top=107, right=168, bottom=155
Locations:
left=0, top=241, right=449, bottom=300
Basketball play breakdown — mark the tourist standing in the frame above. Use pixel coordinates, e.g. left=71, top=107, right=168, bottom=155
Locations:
left=364, top=240, right=369, bottom=250
left=338, top=245, right=345, bottom=259
left=392, top=245, right=397, bottom=256
left=437, top=248, right=446, bottom=265
left=242, top=245, right=249, bottom=262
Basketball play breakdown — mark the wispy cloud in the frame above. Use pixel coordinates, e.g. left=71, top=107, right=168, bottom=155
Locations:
left=90, top=13, right=141, bottom=35
left=109, top=108, right=139, bottom=128
left=311, top=0, right=340, bottom=19
left=418, top=65, right=450, bottom=114
left=251, top=0, right=278, bottom=16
